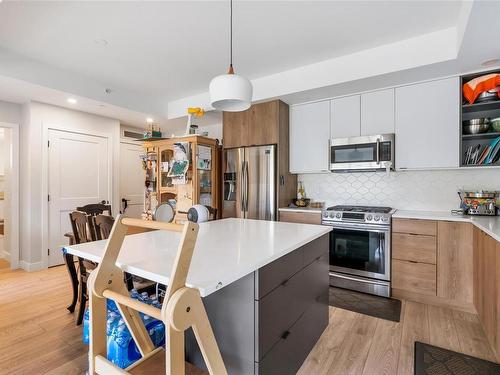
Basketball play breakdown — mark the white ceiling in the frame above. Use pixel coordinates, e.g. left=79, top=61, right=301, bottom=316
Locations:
left=0, top=1, right=462, bottom=100
left=0, top=0, right=497, bottom=128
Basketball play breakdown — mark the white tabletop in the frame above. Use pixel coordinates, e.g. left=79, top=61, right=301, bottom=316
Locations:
left=393, top=210, right=500, bottom=242
left=64, top=218, right=331, bottom=297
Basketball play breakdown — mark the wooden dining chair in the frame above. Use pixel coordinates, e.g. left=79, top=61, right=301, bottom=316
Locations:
left=69, top=210, right=99, bottom=325
left=88, top=216, right=227, bottom=375
left=77, top=202, right=112, bottom=241
left=92, top=214, right=115, bottom=241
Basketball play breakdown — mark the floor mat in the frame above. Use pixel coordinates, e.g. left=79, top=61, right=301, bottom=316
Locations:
left=329, top=286, right=401, bottom=322
left=414, top=342, right=500, bottom=375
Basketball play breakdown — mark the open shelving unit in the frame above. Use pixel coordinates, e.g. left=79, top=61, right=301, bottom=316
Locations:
left=460, top=68, right=500, bottom=168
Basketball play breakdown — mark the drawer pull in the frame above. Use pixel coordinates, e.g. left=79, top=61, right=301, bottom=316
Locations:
left=281, top=279, right=290, bottom=287
left=281, top=330, right=291, bottom=340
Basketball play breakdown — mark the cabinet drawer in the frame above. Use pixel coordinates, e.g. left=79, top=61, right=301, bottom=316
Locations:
left=256, top=290, right=328, bottom=375
left=255, top=235, right=328, bottom=299
left=392, top=233, right=436, bottom=264
left=393, top=218, right=437, bottom=236
left=256, top=254, right=328, bottom=360
left=392, top=259, right=436, bottom=296
left=279, top=210, right=321, bottom=225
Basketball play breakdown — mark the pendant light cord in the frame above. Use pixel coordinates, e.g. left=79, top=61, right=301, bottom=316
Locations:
left=229, top=0, right=233, bottom=72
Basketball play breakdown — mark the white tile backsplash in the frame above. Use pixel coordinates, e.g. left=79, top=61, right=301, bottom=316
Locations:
left=299, top=169, right=500, bottom=211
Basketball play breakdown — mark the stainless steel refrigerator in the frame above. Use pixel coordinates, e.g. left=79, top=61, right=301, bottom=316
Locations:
left=222, top=145, right=276, bottom=220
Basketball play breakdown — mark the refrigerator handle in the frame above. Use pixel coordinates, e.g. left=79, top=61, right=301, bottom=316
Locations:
left=240, top=160, right=246, bottom=214
left=244, top=160, right=249, bottom=212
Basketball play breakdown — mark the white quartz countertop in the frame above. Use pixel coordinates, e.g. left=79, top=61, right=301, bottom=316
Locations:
left=64, top=218, right=331, bottom=297
left=393, top=210, right=500, bottom=242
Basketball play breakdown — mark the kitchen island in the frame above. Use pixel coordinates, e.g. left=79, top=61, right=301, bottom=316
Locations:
left=64, top=218, right=331, bottom=374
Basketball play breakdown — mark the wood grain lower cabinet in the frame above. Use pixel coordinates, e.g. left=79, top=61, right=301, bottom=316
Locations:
left=473, top=228, right=500, bottom=357
left=392, top=232, right=436, bottom=264
left=392, top=259, right=437, bottom=296
left=279, top=210, right=322, bottom=225
left=393, top=218, right=437, bottom=236
left=437, top=221, right=473, bottom=304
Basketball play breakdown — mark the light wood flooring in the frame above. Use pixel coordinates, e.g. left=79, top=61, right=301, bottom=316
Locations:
left=0, top=259, right=497, bottom=375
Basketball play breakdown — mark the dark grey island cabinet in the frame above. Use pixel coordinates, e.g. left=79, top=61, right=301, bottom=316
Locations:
left=186, top=234, right=329, bottom=374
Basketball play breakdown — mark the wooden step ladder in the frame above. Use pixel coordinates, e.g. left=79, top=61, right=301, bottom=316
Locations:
left=88, top=216, right=227, bottom=375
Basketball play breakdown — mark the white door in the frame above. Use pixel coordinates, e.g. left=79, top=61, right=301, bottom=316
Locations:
left=395, top=77, right=460, bottom=169
left=331, top=95, right=361, bottom=138
left=48, top=129, right=109, bottom=266
left=361, top=89, right=395, bottom=136
left=120, top=142, right=144, bottom=218
left=290, top=101, right=331, bottom=173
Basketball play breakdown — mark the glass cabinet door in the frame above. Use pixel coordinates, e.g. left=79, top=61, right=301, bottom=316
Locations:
left=159, top=146, right=174, bottom=189
left=196, top=145, right=213, bottom=207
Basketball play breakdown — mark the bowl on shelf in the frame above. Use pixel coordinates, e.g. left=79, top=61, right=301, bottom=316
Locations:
left=293, top=198, right=311, bottom=207
left=463, top=118, right=490, bottom=134
left=491, top=117, right=500, bottom=132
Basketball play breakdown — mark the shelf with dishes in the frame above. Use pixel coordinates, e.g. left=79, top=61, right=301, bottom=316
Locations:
left=460, top=69, right=500, bottom=167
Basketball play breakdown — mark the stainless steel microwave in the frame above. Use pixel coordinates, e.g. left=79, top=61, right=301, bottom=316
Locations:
left=330, top=134, right=395, bottom=172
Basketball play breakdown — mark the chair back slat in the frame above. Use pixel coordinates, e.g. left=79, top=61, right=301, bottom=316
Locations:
left=69, top=211, right=91, bottom=244
left=93, top=214, right=115, bottom=241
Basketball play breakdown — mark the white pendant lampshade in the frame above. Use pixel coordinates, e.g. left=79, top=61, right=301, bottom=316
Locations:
left=209, top=0, right=253, bottom=112
left=209, top=72, right=252, bottom=112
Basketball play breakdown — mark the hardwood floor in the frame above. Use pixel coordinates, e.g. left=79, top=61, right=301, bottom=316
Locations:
left=0, top=259, right=496, bottom=374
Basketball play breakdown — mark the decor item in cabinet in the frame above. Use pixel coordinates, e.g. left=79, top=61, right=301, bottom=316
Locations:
left=223, top=100, right=296, bottom=212
left=331, top=95, right=360, bottom=138
left=209, top=0, right=252, bottom=112
left=395, top=77, right=459, bottom=169
left=360, top=89, right=395, bottom=136
left=143, top=135, right=220, bottom=223
left=290, top=100, right=330, bottom=173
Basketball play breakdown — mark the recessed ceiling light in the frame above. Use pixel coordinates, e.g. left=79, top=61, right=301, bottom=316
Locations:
left=481, top=58, right=500, bottom=67
left=67, top=98, right=77, bottom=104
left=146, top=118, right=154, bottom=123
left=94, top=38, right=108, bottom=46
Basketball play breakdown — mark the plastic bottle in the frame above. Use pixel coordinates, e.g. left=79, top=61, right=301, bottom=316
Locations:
left=82, top=308, right=90, bottom=344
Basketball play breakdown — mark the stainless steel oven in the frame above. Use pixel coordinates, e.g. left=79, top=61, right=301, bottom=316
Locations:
left=322, top=205, right=393, bottom=297
left=330, top=134, right=395, bottom=172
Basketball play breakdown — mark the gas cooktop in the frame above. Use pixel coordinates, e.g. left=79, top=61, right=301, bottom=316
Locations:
left=322, top=205, right=395, bottom=225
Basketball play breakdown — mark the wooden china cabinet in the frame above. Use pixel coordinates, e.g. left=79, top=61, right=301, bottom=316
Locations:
left=142, top=135, right=221, bottom=222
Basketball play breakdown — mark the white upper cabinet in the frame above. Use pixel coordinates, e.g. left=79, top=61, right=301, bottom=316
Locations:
left=395, top=77, right=459, bottom=170
left=360, top=89, right=395, bottom=135
left=331, top=95, right=360, bottom=138
left=290, top=101, right=331, bottom=173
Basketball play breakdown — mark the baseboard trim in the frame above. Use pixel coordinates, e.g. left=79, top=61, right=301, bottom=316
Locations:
left=0, top=250, right=9, bottom=260
left=19, top=260, right=43, bottom=272
left=392, top=288, right=477, bottom=314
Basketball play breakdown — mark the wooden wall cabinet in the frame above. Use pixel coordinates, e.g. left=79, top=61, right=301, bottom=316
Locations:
left=223, top=100, right=297, bottom=214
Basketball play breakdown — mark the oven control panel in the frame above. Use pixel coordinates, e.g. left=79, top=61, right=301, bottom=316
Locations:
left=322, top=210, right=392, bottom=225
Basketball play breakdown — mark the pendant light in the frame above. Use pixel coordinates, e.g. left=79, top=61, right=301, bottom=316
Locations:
left=209, top=0, right=253, bottom=112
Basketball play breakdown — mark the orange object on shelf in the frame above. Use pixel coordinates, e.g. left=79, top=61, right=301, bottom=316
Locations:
left=463, top=73, right=500, bottom=104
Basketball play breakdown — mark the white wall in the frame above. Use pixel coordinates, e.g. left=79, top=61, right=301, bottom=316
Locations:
left=0, top=100, right=21, bottom=124
left=19, top=101, right=120, bottom=269
left=299, top=169, right=500, bottom=211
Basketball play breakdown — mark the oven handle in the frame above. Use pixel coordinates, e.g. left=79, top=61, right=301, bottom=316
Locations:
left=325, top=222, right=390, bottom=233
left=330, top=272, right=389, bottom=286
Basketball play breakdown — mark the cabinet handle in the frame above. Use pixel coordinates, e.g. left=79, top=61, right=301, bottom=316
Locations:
left=281, top=330, right=291, bottom=340
left=281, top=278, right=290, bottom=287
